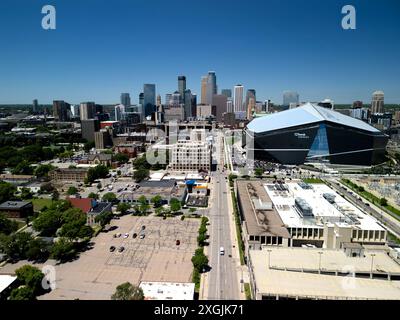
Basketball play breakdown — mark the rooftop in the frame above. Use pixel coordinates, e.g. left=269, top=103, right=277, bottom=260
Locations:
left=246, top=102, right=380, bottom=133
left=139, top=282, right=194, bottom=300
left=0, top=200, right=32, bottom=210
left=0, top=275, right=17, bottom=294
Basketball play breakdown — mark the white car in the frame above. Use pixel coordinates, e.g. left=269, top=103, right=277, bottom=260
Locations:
left=123, top=233, right=129, bottom=239
left=220, top=247, right=225, bottom=255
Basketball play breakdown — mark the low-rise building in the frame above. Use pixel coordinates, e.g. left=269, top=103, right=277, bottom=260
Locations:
left=68, top=197, right=113, bottom=226
left=87, top=153, right=112, bottom=166
left=0, top=275, right=18, bottom=300
left=0, top=174, right=35, bottom=185
left=49, top=168, right=88, bottom=182
left=0, top=200, right=34, bottom=218
left=139, top=282, right=194, bottom=300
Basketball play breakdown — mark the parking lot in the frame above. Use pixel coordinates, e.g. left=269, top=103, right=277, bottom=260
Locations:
left=1, top=215, right=200, bottom=300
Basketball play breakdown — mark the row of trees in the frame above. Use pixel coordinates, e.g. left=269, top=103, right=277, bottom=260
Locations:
left=8, top=265, right=47, bottom=300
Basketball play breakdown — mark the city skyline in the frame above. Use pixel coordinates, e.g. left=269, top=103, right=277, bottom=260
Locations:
left=0, top=0, right=399, bottom=104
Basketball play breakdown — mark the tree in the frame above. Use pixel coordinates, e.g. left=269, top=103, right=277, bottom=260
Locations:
left=102, top=192, right=117, bottom=203
left=32, top=209, right=62, bottom=237
left=95, top=211, right=113, bottom=227
left=169, top=198, right=181, bottom=213
left=0, top=181, right=17, bottom=203
left=35, top=164, right=55, bottom=178
left=88, top=192, right=99, bottom=200
left=51, top=190, right=60, bottom=201
left=111, top=282, right=144, bottom=300
left=151, top=195, right=163, bottom=208
left=380, top=197, right=388, bottom=206
left=26, top=238, right=49, bottom=262
left=67, top=186, right=78, bottom=195
left=254, top=168, right=264, bottom=178
left=11, top=160, right=34, bottom=175
left=139, top=203, right=150, bottom=216
left=58, top=208, right=93, bottom=239
left=20, top=187, right=33, bottom=200
left=83, top=141, right=95, bottom=152
left=87, top=165, right=109, bottom=184
left=114, top=153, right=129, bottom=164
left=132, top=155, right=151, bottom=170
left=191, top=248, right=209, bottom=272
left=133, top=167, right=149, bottom=182
left=0, top=213, right=18, bottom=235
left=9, top=286, right=35, bottom=300
left=51, top=238, right=77, bottom=262
left=0, top=232, right=34, bottom=261
left=117, top=203, right=131, bottom=215
left=15, top=265, right=45, bottom=295
left=137, top=196, right=147, bottom=206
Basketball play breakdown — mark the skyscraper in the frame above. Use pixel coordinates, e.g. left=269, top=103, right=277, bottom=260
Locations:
left=191, top=94, right=197, bottom=119
left=227, top=98, right=233, bottom=113
left=212, top=94, right=227, bottom=122
left=283, top=91, right=299, bottom=107
left=371, top=91, right=384, bottom=114
left=200, top=76, right=208, bottom=104
left=234, top=85, right=244, bottom=112
left=53, top=100, right=71, bottom=121
left=178, top=76, right=186, bottom=103
left=32, top=99, right=38, bottom=113
left=245, top=89, right=256, bottom=110
left=120, top=93, right=131, bottom=109
left=143, top=84, right=156, bottom=117
left=247, top=97, right=256, bottom=120
left=165, top=93, right=172, bottom=106
left=184, top=89, right=192, bottom=119
left=139, top=92, right=144, bottom=106
left=221, top=89, right=232, bottom=98
left=114, top=104, right=125, bottom=121
left=79, top=102, right=96, bottom=120
left=171, top=91, right=181, bottom=107
left=206, top=71, right=217, bottom=105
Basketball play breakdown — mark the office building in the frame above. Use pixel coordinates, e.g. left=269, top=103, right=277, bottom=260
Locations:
left=196, top=104, right=213, bottom=120
left=184, top=89, right=192, bottom=119
left=79, top=102, right=96, bottom=120
left=0, top=201, right=33, bottom=219
left=53, top=100, right=71, bottom=121
left=165, top=93, right=172, bottom=106
left=200, top=76, right=208, bottom=104
left=212, top=94, right=227, bottom=122
left=191, top=94, right=197, bottom=119
left=227, top=98, right=233, bottom=113
left=283, top=91, right=299, bottom=107
left=244, top=102, right=388, bottom=165
left=371, top=91, right=385, bottom=114
left=32, top=99, right=38, bottom=113
left=205, top=71, right=217, bottom=105
left=143, top=84, right=156, bottom=117
left=234, top=85, right=244, bottom=112
left=221, top=89, right=232, bottom=98
left=49, top=168, right=89, bottom=182
left=94, top=130, right=113, bottom=149
left=170, top=129, right=212, bottom=172
left=247, top=97, right=256, bottom=120
left=114, top=104, right=125, bottom=121
left=245, top=89, right=256, bottom=110
left=164, top=106, right=185, bottom=122
left=120, top=93, right=131, bottom=108
left=170, top=92, right=181, bottom=107
left=81, top=119, right=100, bottom=142
left=139, top=92, right=144, bottom=107
left=178, top=76, right=186, bottom=102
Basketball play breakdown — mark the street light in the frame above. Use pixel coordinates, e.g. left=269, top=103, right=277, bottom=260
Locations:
left=370, top=253, right=376, bottom=275
left=318, top=251, right=323, bottom=272
left=267, top=249, right=272, bottom=269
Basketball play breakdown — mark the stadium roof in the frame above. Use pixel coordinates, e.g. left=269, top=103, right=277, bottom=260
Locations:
left=246, top=103, right=380, bottom=133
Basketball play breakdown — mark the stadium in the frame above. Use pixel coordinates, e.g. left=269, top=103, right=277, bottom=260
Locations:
left=244, top=103, right=388, bottom=166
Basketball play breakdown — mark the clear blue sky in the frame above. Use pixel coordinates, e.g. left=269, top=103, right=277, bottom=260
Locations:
left=0, top=0, right=399, bottom=104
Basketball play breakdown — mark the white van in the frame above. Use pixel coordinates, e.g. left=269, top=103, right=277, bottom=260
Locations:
left=219, top=247, right=225, bottom=255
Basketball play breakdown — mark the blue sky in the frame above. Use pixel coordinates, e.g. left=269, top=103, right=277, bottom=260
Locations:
left=0, top=0, right=399, bottom=104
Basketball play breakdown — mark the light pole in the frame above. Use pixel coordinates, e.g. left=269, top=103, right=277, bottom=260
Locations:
left=370, top=253, right=376, bottom=276
left=267, top=249, right=272, bottom=269
left=318, top=251, right=323, bottom=273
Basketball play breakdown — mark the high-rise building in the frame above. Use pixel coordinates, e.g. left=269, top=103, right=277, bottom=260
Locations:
left=283, top=91, right=299, bottom=107
left=212, top=94, right=227, bottom=122
left=206, top=71, right=217, bottom=105
left=245, top=89, right=256, bottom=110
left=53, top=100, right=71, bottom=121
left=184, top=89, right=192, bottom=120
left=32, top=99, right=38, bottom=113
left=234, top=85, right=244, bottom=112
left=81, top=119, right=100, bottom=142
left=178, top=76, right=186, bottom=102
left=227, top=98, right=233, bottom=113
left=371, top=91, right=385, bottom=114
left=171, top=92, right=181, bottom=107
left=200, top=76, right=208, bottom=105
left=221, top=89, right=232, bottom=98
left=114, top=104, right=125, bottom=121
left=165, top=94, right=172, bottom=106
left=191, top=94, right=197, bottom=119
left=79, top=102, right=96, bottom=120
left=247, top=97, right=256, bottom=120
left=143, top=84, right=156, bottom=117
left=139, top=92, right=144, bottom=106
left=120, top=93, right=131, bottom=109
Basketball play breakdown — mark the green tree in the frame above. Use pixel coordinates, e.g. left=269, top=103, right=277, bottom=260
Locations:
left=111, top=282, right=144, bottom=300
left=102, top=192, right=117, bottom=203
left=35, top=164, right=55, bottom=178
left=133, top=167, right=149, bottom=182
left=137, top=195, right=147, bottom=205
left=32, top=209, right=62, bottom=237
left=380, top=197, right=388, bottom=206
left=9, top=286, right=35, bottom=300
left=67, top=186, right=78, bottom=195
left=0, top=232, right=34, bottom=261
left=26, top=238, right=49, bottom=262
left=0, top=181, right=17, bottom=203
left=117, top=202, right=131, bottom=215
left=12, top=160, right=34, bottom=175
left=95, top=211, right=113, bottom=227
left=151, top=195, right=163, bottom=208
left=169, top=198, right=181, bottom=213
left=15, top=265, right=45, bottom=295
left=51, top=237, right=77, bottom=262
left=20, top=187, right=33, bottom=200
left=191, top=248, right=209, bottom=272
left=254, top=168, right=264, bottom=178
left=0, top=213, right=18, bottom=235
left=87, top=165, right=109, bottom=184
left=88, top=192, right=99, bottom=199
left=114, top=153, right=129, bottom=164
left=51, top=190, right=60, bottom=201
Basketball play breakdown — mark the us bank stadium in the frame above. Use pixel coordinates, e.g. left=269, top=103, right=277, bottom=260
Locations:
left=244, top=103, right=388, bottom=166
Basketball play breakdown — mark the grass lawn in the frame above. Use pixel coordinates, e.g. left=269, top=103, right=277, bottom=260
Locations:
left=32, top=198, right=54, bottom=212
left=302, top=178, right=324, bottom=184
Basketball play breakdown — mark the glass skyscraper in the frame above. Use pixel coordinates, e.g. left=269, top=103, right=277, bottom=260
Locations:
left=143, top=84, right=156, bottom=117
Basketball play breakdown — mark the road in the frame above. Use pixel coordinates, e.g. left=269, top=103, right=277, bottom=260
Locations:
left=205, top=133, right=240, bottom=300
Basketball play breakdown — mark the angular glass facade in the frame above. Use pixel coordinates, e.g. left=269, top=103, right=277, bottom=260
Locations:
left=306, top=124, right=329, bottom=159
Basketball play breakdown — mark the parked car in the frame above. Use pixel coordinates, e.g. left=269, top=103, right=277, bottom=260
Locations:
left=118, top=246, right=125, bottom=252
left=140, top=234, right=145, bottom=239
left=176, top=240, right=180, bottom=246
left=109, top=246, right=116, bottom=252
left=141, top=225, right=146, bottom=230
left=113, top=233, right=121, bottom=238
left=123, top=233, right=129, bottom=239
left=132, top=233, right=137, bottom=239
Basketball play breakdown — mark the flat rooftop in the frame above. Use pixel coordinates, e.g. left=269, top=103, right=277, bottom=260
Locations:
left=264, top=182, right=384, bottom=231
left=0, top=200, right=32, bottom=209
left=250, top=247, right=400, bottom=300
left=0, top=275, right=17, bottom=293
left=140, top=282, right=194, bottom=300
left=236, top=180, right=290, bottom=238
